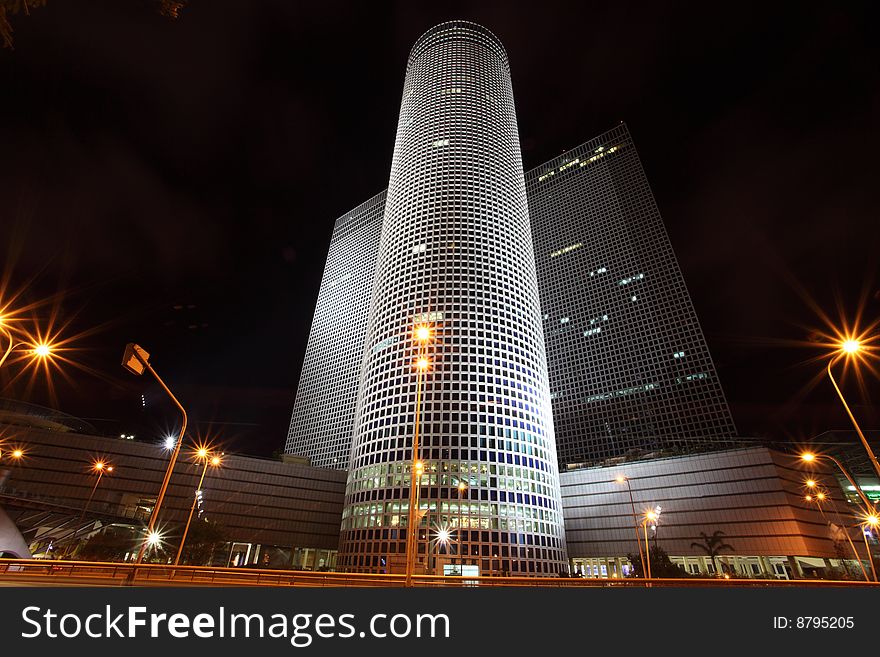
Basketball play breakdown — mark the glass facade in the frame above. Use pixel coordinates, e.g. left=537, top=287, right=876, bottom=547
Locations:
left=337, top=21, right=567, bottom=575
left=527, top=124, right=736, bottom=465
left=286, top=125, right=737, bottom=473
left=284, top=192, right=386, bottom=469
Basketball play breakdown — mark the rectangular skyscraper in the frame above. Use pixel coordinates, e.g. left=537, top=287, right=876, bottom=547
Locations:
left=287, top=124, right=736, bottom=471
left=284, top=191, right=385, bottom=469
left=527, top=123, right=736, bottom=465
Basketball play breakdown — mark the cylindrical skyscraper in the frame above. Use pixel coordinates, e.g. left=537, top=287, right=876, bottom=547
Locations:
left=339, top=21, right=567, bottom=576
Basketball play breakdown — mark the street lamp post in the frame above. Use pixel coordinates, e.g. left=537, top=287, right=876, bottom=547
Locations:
left=122, top=343, right=188, bottom=564
left=616, top=475, right=646, bottom=578
left=405, top=326, right=431, bottom=587
left=804, top=481, right=870, bottom=582
left=827, top=341, right=880, bottom=480
left=862, top=514, right=880, bottom=582
left=641, top=510, right=657, bottom=581
left=79, top=461, right=112, bottom=524
left=456, top=481, right=467, bottom=568
left=174, top=450, right=221, bottom=566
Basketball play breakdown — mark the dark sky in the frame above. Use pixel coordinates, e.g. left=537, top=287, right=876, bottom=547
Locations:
left=1, top=1, right=878, bottom=457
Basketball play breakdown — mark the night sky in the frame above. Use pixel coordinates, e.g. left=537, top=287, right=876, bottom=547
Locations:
left=1, top=1, right=878, bottom=458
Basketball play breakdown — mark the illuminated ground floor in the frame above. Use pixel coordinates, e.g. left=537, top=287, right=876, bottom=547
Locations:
left=569, top=554, right=869, bottom=580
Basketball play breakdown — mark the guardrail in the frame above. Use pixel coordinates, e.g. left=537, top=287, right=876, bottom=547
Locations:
left=1, top=559, right=878, bottom=587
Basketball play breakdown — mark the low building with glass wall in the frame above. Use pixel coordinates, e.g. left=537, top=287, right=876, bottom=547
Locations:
left=0, top=424, right=346, bottom=569
left=560, top=446, right=877, bottom=579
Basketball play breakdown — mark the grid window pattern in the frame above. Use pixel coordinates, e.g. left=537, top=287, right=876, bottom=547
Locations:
left=284, top=191, right=386, bottom=469
left=337, top=21, right=567, bottom=576
left=527, top=123, right=736, bottom=466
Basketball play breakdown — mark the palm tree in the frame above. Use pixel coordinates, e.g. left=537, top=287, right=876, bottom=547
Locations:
left=691, top=530, right=735, bottom=575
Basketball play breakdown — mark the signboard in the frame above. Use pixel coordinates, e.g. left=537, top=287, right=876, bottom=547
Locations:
left=443, top=564, right=479, bottom=577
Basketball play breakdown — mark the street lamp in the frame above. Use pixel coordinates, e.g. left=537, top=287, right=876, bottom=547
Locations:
left=616, top=475, right=646, bottom=578
left=78, top=460, right=113, bottom=524
left=405, top=324, right=432, bottom=587
left=121, top=343, right=188, bottom=563
left=641, top=509, right=659, bottom=580
left=826, top=339, right=880, bottom=480
left=0, top=445, right=25, bottom=463
left=456, top=480, right=467, bottom=566
left=174, top=447, right=221, bottom=566
left=862, top=513, right=880, bottom=582
left=144, top=530, right=164, bottom=554
left=0, top=337, right=54, bottom=369
left=800, top=452, right=873, bottom=509
left=803, top=479, right=870, bottom=582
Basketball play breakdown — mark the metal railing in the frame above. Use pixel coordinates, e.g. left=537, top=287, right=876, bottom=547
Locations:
left=1, top=559, right=878, bottom=587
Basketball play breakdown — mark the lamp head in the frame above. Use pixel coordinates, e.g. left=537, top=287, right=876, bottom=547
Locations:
left=842, top=339, right=861, bottom=354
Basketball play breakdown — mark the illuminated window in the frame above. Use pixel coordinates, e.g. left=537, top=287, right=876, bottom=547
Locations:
left=550, top=242, right=583, bottom=258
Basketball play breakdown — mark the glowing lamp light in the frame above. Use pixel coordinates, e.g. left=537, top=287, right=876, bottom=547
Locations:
left=107, top=466, right=114, bottom=472
left=164, top=436, right=176, bottom=450
left=458, top=481, right=468, bottom=492
left=615, top=475, right=627, bottom=484
left=437, top=529, right=451, bottom=544
left=800, top=453, right=816, bottom=463
left=197, top=447, right=209, bottom=460
left=805, top=479, right=816, bottom=489
left=33, top=344, right=52, bottom=358
left=416, top=357, right=429, bottom=371
left=94, top=461, right=105, bottom=471
left=842, top=339, right=861, bottom=354
left=805, top=495, right=813, bottom=502
left=865, top=514, right=880, bottom=528
left=210, top=456, right=221, bottom=467
left=145, top=531, right=163, bottom=548
left=415, top=326, right=431, bottom=342
left=816, top=492, right=826, bottom=501
left=11, top=449, right=23, bottom=460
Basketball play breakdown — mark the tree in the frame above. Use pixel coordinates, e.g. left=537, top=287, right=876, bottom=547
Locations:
left=626, top=544, right=691, bottom=578
left=690, top=530, right=735, bottom=575
left=178, top=519, right=227, bottom=566
left=1, top=1, right=184, bottom=50
left=75, top=526, right=139, bottom=562
left=1, top=1, right=47, bottom=49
